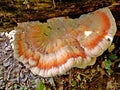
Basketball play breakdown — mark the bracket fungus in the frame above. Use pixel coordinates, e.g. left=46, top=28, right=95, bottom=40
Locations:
left=13, top=7, right=116, bottom=77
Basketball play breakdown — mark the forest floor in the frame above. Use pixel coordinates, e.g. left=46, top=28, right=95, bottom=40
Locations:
left=0, top=0, right=120, bottom=90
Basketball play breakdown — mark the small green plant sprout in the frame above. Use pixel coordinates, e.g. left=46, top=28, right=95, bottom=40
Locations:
left=103, top=56, right=113, bottom=75
left=35, top=81, right=45, bottom=90
left=101, top=43, right=120, bottom=75
left=108, top=53, right=118, bottom=61
left=102, top=53, right=118, bottom=75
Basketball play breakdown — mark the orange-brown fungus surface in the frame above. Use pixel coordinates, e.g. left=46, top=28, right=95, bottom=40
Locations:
left=13, top=7, right=116, bottom=77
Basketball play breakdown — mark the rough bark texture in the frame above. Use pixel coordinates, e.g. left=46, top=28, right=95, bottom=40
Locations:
left=0, top=0, right=120, bottom=34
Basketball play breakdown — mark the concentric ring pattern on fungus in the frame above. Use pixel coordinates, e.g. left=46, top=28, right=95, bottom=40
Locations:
left=14, top=7, right=116, bottom=77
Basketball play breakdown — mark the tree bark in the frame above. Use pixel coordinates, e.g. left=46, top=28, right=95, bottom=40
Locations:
left=0, top=0, right=120, bottom=36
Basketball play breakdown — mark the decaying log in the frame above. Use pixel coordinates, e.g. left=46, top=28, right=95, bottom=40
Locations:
left=0, top=0, right=120, bottom=35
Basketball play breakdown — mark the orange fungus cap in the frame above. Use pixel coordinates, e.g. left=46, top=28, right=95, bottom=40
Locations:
left=13, top=7, right=116, bottom=77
